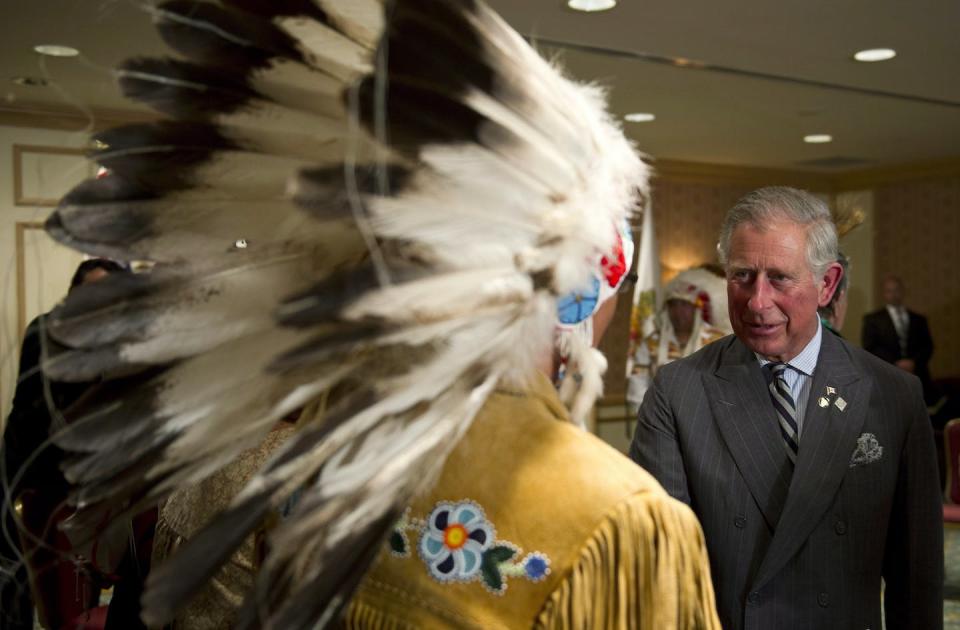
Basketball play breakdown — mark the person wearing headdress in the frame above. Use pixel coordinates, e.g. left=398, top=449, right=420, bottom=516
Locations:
left=345, top=223, right=720, bottom=629
left=34, top=0, right=722, bottom=627
left=627, top=267, right=729, bottom=412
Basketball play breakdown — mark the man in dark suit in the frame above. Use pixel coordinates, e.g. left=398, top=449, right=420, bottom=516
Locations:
left=631, top=187, right=942, bottom=630
left=862, top=275, right=935, bottom=403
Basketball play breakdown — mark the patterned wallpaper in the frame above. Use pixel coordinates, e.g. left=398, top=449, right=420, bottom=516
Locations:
left=873, top=177, right=960, bottom=380
left=649, top=180, right=756, bottom=281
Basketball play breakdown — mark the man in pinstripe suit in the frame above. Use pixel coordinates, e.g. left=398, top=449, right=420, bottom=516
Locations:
left=631, top=187, right=942, bottom=629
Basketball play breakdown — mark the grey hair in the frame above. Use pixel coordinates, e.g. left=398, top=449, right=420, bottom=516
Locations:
left=818, top=252, right=850, bottom=318
left=717, top=186, right=839, bottom=278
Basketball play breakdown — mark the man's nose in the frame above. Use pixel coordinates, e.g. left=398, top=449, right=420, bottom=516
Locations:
left=747, top=278, right=773, bottom=311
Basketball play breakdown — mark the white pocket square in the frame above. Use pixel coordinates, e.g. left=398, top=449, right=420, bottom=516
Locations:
left=849, top=432, right=883, bottom=467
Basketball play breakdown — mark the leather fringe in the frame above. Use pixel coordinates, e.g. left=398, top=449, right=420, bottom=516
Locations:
left=343, top=598, right=419, bottom=629
left=343, top=490, right=719, bottom=629
left=535, top=492, right=720, bottom=629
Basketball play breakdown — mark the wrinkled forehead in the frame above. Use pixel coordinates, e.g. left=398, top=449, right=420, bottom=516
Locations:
left=726, top=220, right=810, bottom=269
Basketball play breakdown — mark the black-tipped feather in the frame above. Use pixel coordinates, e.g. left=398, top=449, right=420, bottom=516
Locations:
left=268, top=322, right=388, bottom=372
left=43, top=343, right=155, bottom=382
left=139, top=388, right=376, bottom=624
left=154, top=1, right=306, bottom=70
left=91, top=122, right=239, bottom=190
left=293, top=164, right=413, bottom=218
left=50, top=272, right=166, bottom=338
left=252, top=388, right=377, bottom=476
left=141, top=486, right=279, bottom=627
left=238, top=510, right=398, bottom=630
left=276, top=262, right=384, bottom=327
left=59, top=173, right=156, bottom=205
left=119, top=57, right=260, bottom=119
left=222, top=0, right=331, bottom=21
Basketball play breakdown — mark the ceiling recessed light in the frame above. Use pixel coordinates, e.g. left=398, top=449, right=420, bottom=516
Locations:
left=568, top=0, right=616, bottom=12
left=11, top=76, right=49, bottom=87
left=33, top=44, right=79, bottom=58
left=853, top=48, right=896, bottom=62
left=804, top=134, right=833, bottom=144
left=624, top=112, right=656, bottom=123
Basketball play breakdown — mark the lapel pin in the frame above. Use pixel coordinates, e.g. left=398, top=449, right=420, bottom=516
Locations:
left=835, top=397, right=847, bottom=411
left=818, top=396, right=830, bottom=408
left=826, top=386, right=836, bottom=395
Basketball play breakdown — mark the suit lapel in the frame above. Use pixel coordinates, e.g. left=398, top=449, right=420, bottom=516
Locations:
left=704, top=338, right=793, bottom=530
left=752, top=331, right=868, bottom=589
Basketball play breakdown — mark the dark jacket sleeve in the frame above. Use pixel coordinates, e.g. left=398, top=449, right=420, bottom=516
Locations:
left=909, top=312, right=934, bottom=365
left=881, top=376, right=943, bottom=629
left=629, top=367, right=691, bottom=505
left=2, top=318, right=48, bottom=492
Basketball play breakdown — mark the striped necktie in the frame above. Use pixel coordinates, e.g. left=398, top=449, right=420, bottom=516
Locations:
left=765, top=363, right=799, bottom=464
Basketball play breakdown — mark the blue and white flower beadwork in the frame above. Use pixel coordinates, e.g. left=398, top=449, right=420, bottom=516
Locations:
left=419, top=501, right=494, bottom=582
left=389, top=498, right=552, bottom=595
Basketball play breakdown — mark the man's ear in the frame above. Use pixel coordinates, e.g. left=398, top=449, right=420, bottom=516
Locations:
left=817, top=262, right=844, bottom=308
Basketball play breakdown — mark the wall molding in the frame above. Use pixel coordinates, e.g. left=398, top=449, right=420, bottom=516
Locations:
left=13, top=144, right=88, bottom=206
left=651, top=157, right=960, bottom=191
left=15, top=221, right=46, bottom=338
left=832, top=157, right=960, bottom=190
left=0, top=101, right=157, bottom=132
left=651, top=158, right=835, bottom=190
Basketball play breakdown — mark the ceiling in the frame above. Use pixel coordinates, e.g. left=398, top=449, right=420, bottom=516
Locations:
left=2, top=0, right=958, bottom=172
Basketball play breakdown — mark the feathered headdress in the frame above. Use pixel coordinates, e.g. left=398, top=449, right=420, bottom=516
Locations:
left=662, top=265, right=731, bottom=333
left=42, top=0, right=648, bottom=627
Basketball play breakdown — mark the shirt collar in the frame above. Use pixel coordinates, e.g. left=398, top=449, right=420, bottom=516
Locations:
left=755, top=319, right=822, bottom=376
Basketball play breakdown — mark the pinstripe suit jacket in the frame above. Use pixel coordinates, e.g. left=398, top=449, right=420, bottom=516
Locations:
left=630, top=330, right=943, bottom=630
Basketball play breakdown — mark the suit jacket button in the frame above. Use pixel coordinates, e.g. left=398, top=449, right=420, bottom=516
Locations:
left=818, top=592, right=829, bottom=607
left=747, top=592, right=760, bottom=606
left=734, top=516, right=746, bottom=528
left=834, top=520, right=847, bottom=535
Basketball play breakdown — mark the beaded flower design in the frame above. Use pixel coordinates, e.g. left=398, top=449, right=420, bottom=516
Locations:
left=389, top=500, right=551, bottom=594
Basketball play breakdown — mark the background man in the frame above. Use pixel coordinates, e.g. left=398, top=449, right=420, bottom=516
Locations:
left=862, top=274, right=935, bottom=403
left=346, top=225, right=721, bottom=628
left=631, top=187, right=942, bottom=629
left=627, top=267, right=728, bottom=413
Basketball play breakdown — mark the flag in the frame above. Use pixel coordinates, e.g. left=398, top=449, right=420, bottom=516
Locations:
left=626, top=205, right=661, bottom=409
